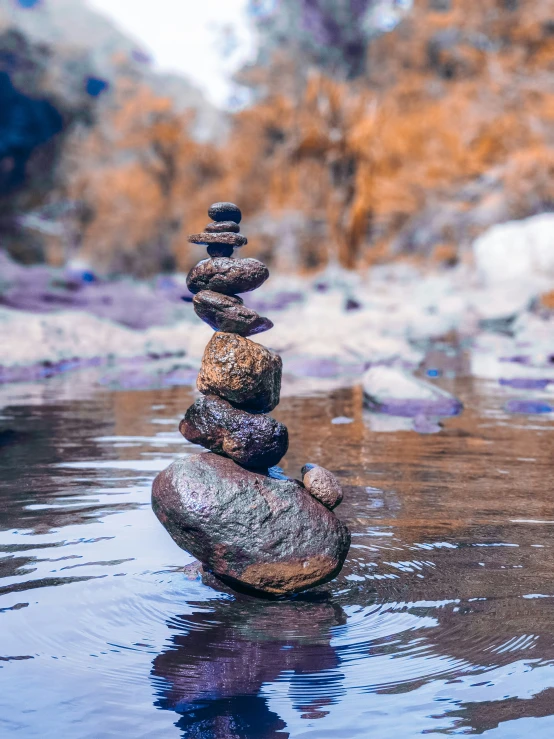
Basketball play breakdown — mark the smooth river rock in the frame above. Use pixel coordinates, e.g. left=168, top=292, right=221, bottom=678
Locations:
left=187, top=258, right=269, bottom=296
left=301, top=464, right=343, bottom=510
left=208, top=202, right=242, bottom=223
left=188, top=232, right=247, bottom=248
left=205, top=220, right=240, bottom=233
left=151, top=453, right=351, bottom=595
left=193, top=290, right=273, bottom=336
left=180, top=394, right=288, bottom=469
left=197, top=332, right=282, bottom=413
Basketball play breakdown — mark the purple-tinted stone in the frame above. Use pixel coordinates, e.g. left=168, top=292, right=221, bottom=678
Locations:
left=367, top=398, right=463, bottom=417
left=499, top=378, right=552, bottom=390
left=205, top=221, right=240, bottom=233
left=505, top=400, right=553, bottom=414
left=180, top=394, right=288, bottom=469
left=413, top=415, right=443, bottom=434
left=193, top=290, right=273, bottom=336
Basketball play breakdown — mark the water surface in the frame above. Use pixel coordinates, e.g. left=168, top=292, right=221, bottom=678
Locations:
left=1, top=375, right=554, bottom=737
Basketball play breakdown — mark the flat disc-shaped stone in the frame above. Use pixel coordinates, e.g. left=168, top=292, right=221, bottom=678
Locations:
left=187, top=258, right=269, bottom=296
left=205, top=221, right=240, bottom=233
left=188, top=232, right=247, bottom=247
left=197, top=332, right=281, bottom=413
left=151, top=453, right=351, bottom=595
left=208, top=202, right=242, bottom=223
left=180, top=395, right=288, bottom=469
left=193, top=290, right=273, bottom=336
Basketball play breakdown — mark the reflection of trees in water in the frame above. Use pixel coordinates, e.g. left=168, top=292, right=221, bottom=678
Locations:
left=151, top=595, right=347, bottom=739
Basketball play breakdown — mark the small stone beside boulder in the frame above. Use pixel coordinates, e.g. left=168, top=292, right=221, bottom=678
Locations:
left=302, top=464, right=343, bottom=510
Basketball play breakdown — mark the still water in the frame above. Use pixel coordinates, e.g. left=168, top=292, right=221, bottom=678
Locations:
left=1, top=374, right=554, bottom=738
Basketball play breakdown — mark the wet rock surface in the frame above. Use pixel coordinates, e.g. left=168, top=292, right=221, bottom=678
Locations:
left=151, top=453, right=351, bottom=595
left=197, top=332, right=282, bottom=413
left=208, top=202, right=242, bottom=223
left=180, top=395, right=288, bottom=469
left=302, top=464, right=343, bottom=510
left=187, top=258, right=269, bottom=296
left=188, top=232, right=247, bottom=247
left=193, top=290, right=273, bottom=336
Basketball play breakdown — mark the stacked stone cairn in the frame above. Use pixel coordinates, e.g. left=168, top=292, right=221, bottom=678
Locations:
left=152, top=203, right=351, bottom=596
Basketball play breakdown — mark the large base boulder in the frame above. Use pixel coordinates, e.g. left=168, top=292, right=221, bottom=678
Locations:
left=152, top=453, right=351, bottom=596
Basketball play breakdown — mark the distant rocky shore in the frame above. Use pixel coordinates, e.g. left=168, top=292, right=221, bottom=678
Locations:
left=1, top=214, right=554, bottom=428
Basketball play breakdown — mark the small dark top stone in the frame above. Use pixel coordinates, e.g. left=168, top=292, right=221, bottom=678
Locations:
left=193, top=290, right=273, bottom=336
left=205, top=221, right=240, bottom=233
left=188, top=232, right=247, bottom=247
left=180, top=394, right=288, bottom=469
left=207, top=245, right=234, bottom=258
left=208, top=202, right=242, bottom=224
left=187, top=258, right=269, bottom=295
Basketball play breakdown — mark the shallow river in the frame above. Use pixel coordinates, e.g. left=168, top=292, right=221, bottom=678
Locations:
left=1, top=374, right=554, bottom=738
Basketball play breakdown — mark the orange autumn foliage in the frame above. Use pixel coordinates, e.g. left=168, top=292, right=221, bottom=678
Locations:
left=63, top=0, right=554, bottom=275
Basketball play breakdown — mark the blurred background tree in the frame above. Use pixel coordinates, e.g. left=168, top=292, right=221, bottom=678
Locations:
left=1, top=0, right=554, bottom=276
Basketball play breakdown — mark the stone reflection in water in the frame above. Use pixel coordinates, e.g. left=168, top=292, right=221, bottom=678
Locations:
left=151, top=592, right=346, bottom=738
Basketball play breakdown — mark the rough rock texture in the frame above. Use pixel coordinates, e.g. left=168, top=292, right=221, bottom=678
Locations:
left=205, top=221, right=240, bottom=233
left=301, top=464, right=343, bottom=510
left=151, top=453, right=351, bottom=595
left=187, top=258, right=269, bottom=296
left=193, top=290, right=273, bottom=336
left=197, top=332, right=282, bottom=413
left=188, top=232, right=247, bottom=247
left=208, top=202, right=242, bottom=223
left=180, top=395, right=288, bottom=469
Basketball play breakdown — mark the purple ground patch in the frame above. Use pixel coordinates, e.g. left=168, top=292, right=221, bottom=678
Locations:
left=499, top=378, right=552, bottom=390
left=505, top=399, right=553, bottom=414
left=365, top=397, right=463, bottom=418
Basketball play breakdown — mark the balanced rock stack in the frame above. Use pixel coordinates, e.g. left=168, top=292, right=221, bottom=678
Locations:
left=152, top=203, right=351, bottom=596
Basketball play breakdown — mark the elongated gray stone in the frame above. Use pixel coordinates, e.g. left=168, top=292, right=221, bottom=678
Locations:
left=193, top=290, right=273, bottom=336
left=188, top=232, right=247, bottom=247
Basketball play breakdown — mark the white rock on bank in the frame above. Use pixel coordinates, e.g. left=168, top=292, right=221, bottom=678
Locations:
left=362, top=366, right=463, bottom=417
left=473, top=213, right=554, bottom=285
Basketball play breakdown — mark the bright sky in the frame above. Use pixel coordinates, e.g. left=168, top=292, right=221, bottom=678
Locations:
left=86, top=0, right=256, bottom=108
